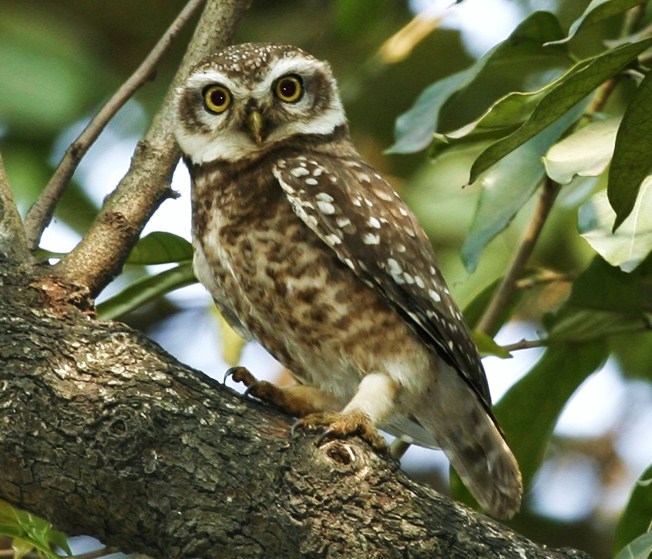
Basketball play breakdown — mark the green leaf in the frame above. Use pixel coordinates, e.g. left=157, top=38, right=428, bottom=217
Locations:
left=97, top=262, right=197, bottom=320
left=546, top=0, right=645, bottom=45
left=611, top=330, right=652, bottom=381
left=0, top=499, right=70, bottom=559
left=495, top=342, right=609, bottom=488
left=461, top=102, right=586, bottom=273
left=549, top=308, right=648, bottom=343
left=127, top=231, right=193, bottom=265
left=579, top=182, right=652, bottom=272
left=614, top=531, right=652, bottom=559
left=388, top=11, right=566, bottom=154
left=544, top=117, right=620, bottom=184
left=388, top=69, right=486, bottom=154
left=472, top=331, right=512, bottom=359
left=561, top=255, right=652, bottom=313
left=461, top=277, right=502, bottom=331
left=0, top=499, right=19, bottom=524
left=546, top=256, right=652, bottom=343
left=615, top=463, right=652, bottom=553
left=429, top=89, right=550, bottom=157
left=609, top=70, right=652, bottom=230
left=12, top=537, right=36, bottom=559
left=470, top=37, right=652, bottom=183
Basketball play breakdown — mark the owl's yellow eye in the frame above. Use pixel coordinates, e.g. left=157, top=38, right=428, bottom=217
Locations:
left=274, top=75, right=303, bottom=103
left=203, top=84, right=232, bottom=114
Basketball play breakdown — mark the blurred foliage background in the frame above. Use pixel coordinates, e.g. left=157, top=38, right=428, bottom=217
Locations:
left=2, top=1, right=652, bottom=558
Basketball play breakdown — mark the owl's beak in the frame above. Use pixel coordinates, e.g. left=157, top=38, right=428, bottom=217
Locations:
left=247, top=109, right=264, bottom=146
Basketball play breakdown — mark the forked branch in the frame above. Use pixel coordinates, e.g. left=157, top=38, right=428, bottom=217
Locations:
left=23, top=0, right=206, bottom=251
left=53, top=0, right=252, bottom=298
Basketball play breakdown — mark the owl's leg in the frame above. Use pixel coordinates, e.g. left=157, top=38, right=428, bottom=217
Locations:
left=294, top=373, right=398, bottom=452
left=226, top=366, right=340, bottom=417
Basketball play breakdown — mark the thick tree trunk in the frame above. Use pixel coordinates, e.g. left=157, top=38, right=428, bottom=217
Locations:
left=0, top=258, right=592, bottom=559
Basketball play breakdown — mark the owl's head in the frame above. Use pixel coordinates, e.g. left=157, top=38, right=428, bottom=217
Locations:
left=175, top=43, right=347, bottom=165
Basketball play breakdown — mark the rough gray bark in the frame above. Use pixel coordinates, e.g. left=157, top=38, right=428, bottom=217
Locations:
left=0, top=258, right=593, bottom=559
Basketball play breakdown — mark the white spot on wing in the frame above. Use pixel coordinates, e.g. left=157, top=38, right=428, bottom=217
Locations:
left=368, top=217, right=381, bottom=229
left=373, top=187, right=394, bottom=202
left=291, top=167, right=310, bottom=177
left=386, top=258, right=402, bottom=276
left=362, top=232, right=380, bottom=245
left=325, top=233, right=342, bottom=245
left=317, top=201, right=336, bottom=215
left=316, top=192, right=334, bottom=203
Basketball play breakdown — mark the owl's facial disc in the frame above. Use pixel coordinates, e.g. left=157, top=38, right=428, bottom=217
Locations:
left=175, top=48, right=348, bottom=164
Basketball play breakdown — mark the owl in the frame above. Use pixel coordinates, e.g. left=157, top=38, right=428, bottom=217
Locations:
left=174, top=43, right=522, bottom=518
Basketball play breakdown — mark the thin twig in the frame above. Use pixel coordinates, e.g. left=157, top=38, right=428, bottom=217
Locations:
left=515, top=269, right=571, bottom=290
left=586, top=75, right=619, bottom=117
left=501, top=339, right=546, bottom=353
left=54, top=0, right=252, bottom=298
left=23, top=0, right=206, bottom=251
left=476, top=178, right=561, bottom=337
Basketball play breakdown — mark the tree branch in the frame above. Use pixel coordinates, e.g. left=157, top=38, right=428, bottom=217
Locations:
left=0, top=259, right=594, bottom=559
left=23, top=0, right=207, bottom=251
left=0, top=152, right=31, bottom=263
left=53, top=0, right=252, bottom=299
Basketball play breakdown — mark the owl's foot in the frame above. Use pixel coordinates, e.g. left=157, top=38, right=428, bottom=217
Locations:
left=293, top=410, right=388, bottom=453
left=225, top=365, right=287, bottom=407
left=225, top=366, right=324, bottom=418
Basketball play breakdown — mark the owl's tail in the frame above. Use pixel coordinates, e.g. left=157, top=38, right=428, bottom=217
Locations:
left=413, top=373, right=522, bottom=518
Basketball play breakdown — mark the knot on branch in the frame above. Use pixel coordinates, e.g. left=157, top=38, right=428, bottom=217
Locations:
left=30, top=274, right=94, bottom=315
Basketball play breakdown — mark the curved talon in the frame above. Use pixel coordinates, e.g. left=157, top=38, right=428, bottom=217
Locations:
left=224, top=366, right=255, bottom=386
left=293, top=411, right=388, bottom=453
left=290, top=419, right=302, bottom=437
left=316, top=426, right=338, bottom=448
left=223, top=367, right=237, bottom=384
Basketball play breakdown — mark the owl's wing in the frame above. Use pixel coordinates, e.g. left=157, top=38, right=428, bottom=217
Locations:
left=272, top=154, right=492, bottom=409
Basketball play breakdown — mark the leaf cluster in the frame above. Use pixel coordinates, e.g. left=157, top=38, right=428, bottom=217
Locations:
left=0, top=499, right=70, bottom=559
left=389, top=2, right=652, bottom=556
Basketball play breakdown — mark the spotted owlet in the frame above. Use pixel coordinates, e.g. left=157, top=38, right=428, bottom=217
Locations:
left=174, top=42, right=522, bottom=518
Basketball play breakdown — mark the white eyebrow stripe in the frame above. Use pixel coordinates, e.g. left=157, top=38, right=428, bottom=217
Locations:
left=186, top=70, right=249, bottom=98
left=250, top=56, right=325, bottom=98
